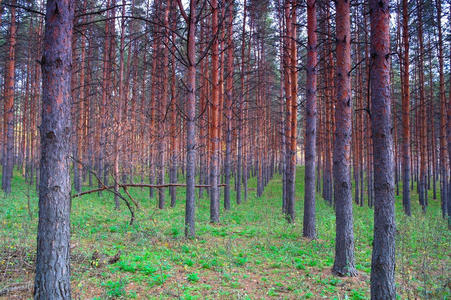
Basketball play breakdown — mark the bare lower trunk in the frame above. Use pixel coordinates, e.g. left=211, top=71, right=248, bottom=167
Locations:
left=369, top=0, right=396, bottom=297
left=209, top=0, right=220, bottom=223
left=332, top=0, right=356, bottom=277
left=180, top=0, right=197, bottom=238
left=34, top=0, right=74, bottom=297
left=303, top=0, right=317, bottom=239
left=2, top=1, right=16, bottom=196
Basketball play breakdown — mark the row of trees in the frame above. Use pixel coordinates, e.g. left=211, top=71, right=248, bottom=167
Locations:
left=0, top=0, right=449, bottom=298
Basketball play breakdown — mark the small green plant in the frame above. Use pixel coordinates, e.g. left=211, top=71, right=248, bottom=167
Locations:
left=149, top=273, right=168, bottom=286
left=187, top=272, right=199, bottom=282
left=140, top=264, right=157, bottom=275
left=295, top=262, right=306, bottom=270
left=170, top=226, right=180, bottom=236
left=351, top=288, right=366, bottom=300
left=117, top=261, right=137, bottom=273
left=183, top=258, right=194, bottom=267
left=234, top=253, right=248, bottom=266
left=267, top=287, right=278, bottom=296
left=101, top=278, right=127, bottom=298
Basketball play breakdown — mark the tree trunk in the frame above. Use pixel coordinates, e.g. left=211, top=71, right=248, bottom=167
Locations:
left=210, top=0, right=220, bottom=223
left=332, top=0, right=356, bottom=277
left=2, top=0, right=16, bottom=195
left=401, top=0, right=411, bottom=216
left=177, top=0, right=197, bottom=238
left=236, top=0, right=247, bottom=206
left=34, top=0, right=74, bottom=297
left=157, top=1, right=170, bottom=209
left=113, top=0, right=127, bottom=210
left=303, top=0, right=317, bottom=239
left=284, top=0, right=297, bottom=223
left=224, top=0, right=234, bottom=211
left=436, top=0, right=448, bottom=219
left=369, top=0, right=396, bottom=297
left=169, top=0, right=178, bottom=207
left=74, top=0, right=88, bottom=194
left=416, top=0, right=427, bottom=212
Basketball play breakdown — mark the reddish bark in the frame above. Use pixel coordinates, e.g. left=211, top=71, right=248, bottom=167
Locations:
left=2, top=0, right=17, bottom=195
left=369, top=0, right=396, bottom=297
left=210, top=0, right=220, bottom=223
left=436, top=0, right=448, bottom=219
left=332, top=0, right=357, bottom=277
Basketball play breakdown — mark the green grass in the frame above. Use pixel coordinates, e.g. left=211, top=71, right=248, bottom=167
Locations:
left=0, top=167, right=449, bottom=299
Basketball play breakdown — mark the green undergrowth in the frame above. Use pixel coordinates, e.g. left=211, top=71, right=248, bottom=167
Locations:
left=0, top=167, right=449, bottom=299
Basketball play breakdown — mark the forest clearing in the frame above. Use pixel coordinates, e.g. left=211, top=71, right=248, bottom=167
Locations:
left=0, top=0, right=450, bottom=298
left=0, top=168, right=449, bottom=299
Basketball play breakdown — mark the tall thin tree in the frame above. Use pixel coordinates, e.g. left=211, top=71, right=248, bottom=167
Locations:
left=401, top=0, right=411, bottom=216
left=303, top=0, right=317, bottom=238
left=2, top=0, right=17, bottom=195
left=332, top=0, right=357, bottom=277
left=210, top=0, right=220, bottom=223
left=176, top=0, right=198, bottom=238
left=369, top=0, right=396, bottom=297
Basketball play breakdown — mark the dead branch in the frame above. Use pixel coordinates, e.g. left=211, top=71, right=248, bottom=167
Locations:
left=72, top=183, right=226, bottom=198
left=69, top=156, right=135, bottom=225
left=0, top=282, right=33, bottom=296
left=123, top=186, right=140, bottom=209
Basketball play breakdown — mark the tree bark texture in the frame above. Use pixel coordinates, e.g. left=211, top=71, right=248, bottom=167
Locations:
left=332, top=0, right=357, bottom=277
left=34, top=0, right=74, bottom=298
left=369, top=0, right=396, bottom=297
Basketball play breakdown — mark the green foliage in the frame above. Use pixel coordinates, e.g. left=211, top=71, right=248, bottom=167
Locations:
left=0, top=168, right=449, bottom=298
left=148, top=273, right=169, bottom=286
left=187, top=273, right=199, bottom=283
left=101, top=278, right=128, bottom=298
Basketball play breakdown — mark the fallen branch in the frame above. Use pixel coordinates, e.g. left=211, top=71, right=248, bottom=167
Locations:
left=123, top=186, right=139, bottom=209
left=73, top=183, right=226, bottom=198
left=69, top=156, right=135, bottom=225
left=0, top=282, right=33, bottom=296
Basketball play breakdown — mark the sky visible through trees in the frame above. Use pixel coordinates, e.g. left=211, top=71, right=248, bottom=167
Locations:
left=0, top=0, right=450, bottom=298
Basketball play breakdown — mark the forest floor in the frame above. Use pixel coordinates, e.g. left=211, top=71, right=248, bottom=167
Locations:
left=0, top=168, right=450, bottom=299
